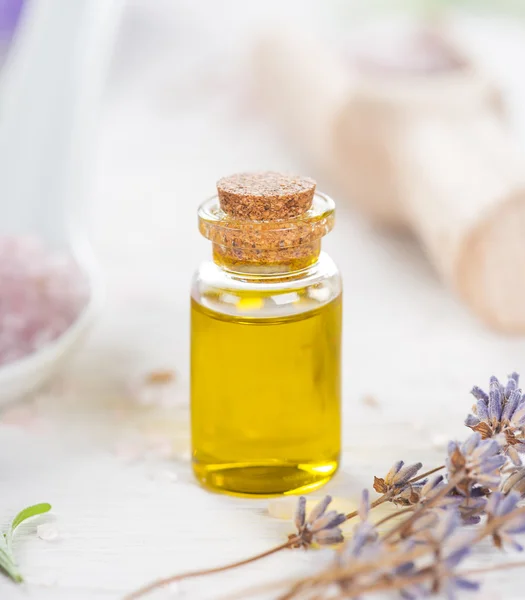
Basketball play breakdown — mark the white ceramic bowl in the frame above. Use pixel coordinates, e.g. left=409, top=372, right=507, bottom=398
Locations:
left=0, top=245, right=104, bottom=405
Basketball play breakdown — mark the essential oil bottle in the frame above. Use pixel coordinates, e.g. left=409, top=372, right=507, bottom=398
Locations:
left=191, top=172, right=342, bottom=496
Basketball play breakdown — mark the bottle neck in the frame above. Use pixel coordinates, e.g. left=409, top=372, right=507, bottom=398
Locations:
left=199, top=192, right=335, bottom=277
left=211, top=241, right=321, bottom=276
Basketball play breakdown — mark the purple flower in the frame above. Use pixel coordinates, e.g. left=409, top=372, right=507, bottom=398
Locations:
left=339, top=491, right=378, bottom=561
left=410, top=508, right=460, bottom=546
left=338, top=492, right=418, bottom=598
left=404, top=474, right=450, bottom=508
left=438, top=572, right=480, bottom=600
left=373, top=460, right=423, bottom=502
left=466, top=373, right=525, bottom=465
left=420, top=475, right=446, bottom=501
left=401, top=509, right=478, bottom=599
left=447, top=432, right=506, bottom=495
left=392, top=478, right=429, bottom=507
left=439, top=485, right=490, bottom=526
left=455, top=491, right=487, bottom=526
left=486, top=491, right=525, bottom=551
left=290, top=495, right=345, bottom=548
left=439, top=529, right=478, bottom=596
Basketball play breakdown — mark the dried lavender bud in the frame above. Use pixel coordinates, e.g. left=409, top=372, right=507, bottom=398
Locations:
left=435, top=565, right=479, bottom=600
left=507, top=446, right=523, bottom=467
left=337, top=538, right=418, bottom=597
left=339, top=491, right=378, bottom=559
left=391, top=480, right=426, bottom=507
left=337, top=506, right=477, bottom=600
left=446, top=432, right=506, bottom=495
left=395, top=474, right=448, bottom=507
left=336, top=492, right=419, bottom=597
left=290, top=495, right=345, bottom=548
left=420, top=475, right=446, bottom=500
left=409, top=509, right=458, bottom=545
left=402, top=509, right=478, bottom=597
left=339, top=518, right=378, bottom=563
left=358, top=489, right=370, bottom=521
left=422, top=483, right=489, bottom=526
left=486, top=491, right=525, bottom=551
left=373, top=460, right=423, bottom=502
left=465, top=374, right=525, bottom=463
left=501, top=468, right=525, bottom=497
left=456, top=494, right=487, bottom=526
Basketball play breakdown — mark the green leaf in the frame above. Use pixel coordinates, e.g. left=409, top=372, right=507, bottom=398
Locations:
left=0, top=502, right=52, bottom=583
left=10, top=503, right=52, bottom=535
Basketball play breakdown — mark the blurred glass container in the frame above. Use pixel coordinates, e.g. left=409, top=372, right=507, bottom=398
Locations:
left=0, top=0, right=122, bottom=403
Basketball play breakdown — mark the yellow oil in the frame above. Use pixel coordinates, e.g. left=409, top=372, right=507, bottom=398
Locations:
left=190, top=294, right=342, bottom=497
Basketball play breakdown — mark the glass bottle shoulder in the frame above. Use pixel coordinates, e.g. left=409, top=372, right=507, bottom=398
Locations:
left=191, top=252, right=341, bottom=320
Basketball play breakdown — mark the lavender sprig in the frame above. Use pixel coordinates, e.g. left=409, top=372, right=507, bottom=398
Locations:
left=466, top=373, right=525, bottom=465
left=486, top=491, right=525, bottom=551
left=373, top=460, right=423, bottom=503
left=446, top=432, right=506, bottom=495
left=290, top=496, right=345, bottom=548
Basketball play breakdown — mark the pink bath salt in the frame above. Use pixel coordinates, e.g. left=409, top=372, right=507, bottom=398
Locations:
left=0, top=235, right=89, bottom=367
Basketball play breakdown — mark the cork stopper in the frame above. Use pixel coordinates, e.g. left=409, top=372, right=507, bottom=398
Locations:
left=217, top=172, right=316, bottom=221
left=199, top=172, right=335, bottom=273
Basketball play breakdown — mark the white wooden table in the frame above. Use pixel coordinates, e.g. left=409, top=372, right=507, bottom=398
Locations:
left=2, top=2, right=525, bottom=598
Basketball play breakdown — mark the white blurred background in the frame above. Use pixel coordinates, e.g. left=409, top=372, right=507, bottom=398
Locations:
left=1, top=0, right=525, bottom=438
left=88, top=0, right=525, bottom=406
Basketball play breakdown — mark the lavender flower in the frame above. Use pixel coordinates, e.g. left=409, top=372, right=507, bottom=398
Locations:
left=409, top=508, right=458, bottom=546
left=339, top=490, right=409, bottom=568
left=391, top=481, right=427, bottom=507
left=339, top=543, right=420, bottom=599
left=337, top=492, right=419, bottom=598
left=466, top=374, right=525, bottom=464
left=394, top=474, right=447, bottom=507
left=407, top=509, right=478, bottom=598
left=420, top=475, right=446, bottom=502
left=502, top=468, right=525, bottom=497
left=486, top=491, right=525, bottom=551
left=290, top=495, right=345, bottom=548
left=373, top=460, right=423, bottom=502
left=455, top=490, right=488, bottom=526
left=446, top=432, right=506, bottom=495
left=392, top=473, right=486, bottom=526
left=434, top=566, right=479, bottom=600
left=433, top=530, right=479, bottom=599
left=338, top=491, right=378, bottom=561
left=382, top=509, right=476, bottom=599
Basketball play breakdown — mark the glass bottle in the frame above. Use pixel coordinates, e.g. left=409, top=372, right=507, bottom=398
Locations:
left=191, top=172, right=342, bottom=496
